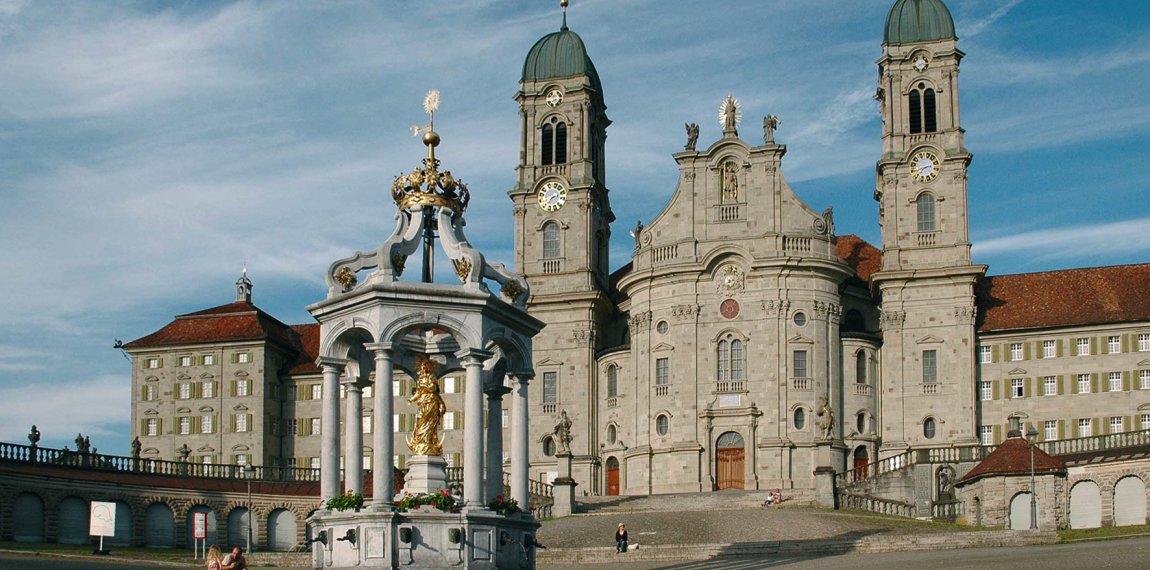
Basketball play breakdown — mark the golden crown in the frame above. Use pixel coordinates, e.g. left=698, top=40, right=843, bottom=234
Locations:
left=392, top=90, right=470, bottom=214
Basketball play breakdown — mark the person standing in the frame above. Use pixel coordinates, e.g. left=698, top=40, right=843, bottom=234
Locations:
left=221, top=546, right=246, bottom=569
left=615, top=523, right=628, bottom=553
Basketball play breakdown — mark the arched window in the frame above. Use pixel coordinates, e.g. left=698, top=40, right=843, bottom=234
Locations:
left=542, top=221, right=561, bottom=259
left=857, top=413, right=867, bottom=434
left=606, top=364, right=618, bottom=398
left=855, top=351, right=867, bottom=384
left=730, top=340, right=744, bottom=382
left=923, top=417, right=937, bottom=439
left=716, top=335, right=745, bottom=384
left=916, top=193, right=936, bottom=232
left=540, top=117, right=567, bottom=165
left=542, top=436, right=555, bottom=456
left=794, top=408, right=806, bottom=430
left=606, top=424, right=617, bottom=444
left=717, top=340, right=729, bottom=382
left=908, top=82, right=938, bottom=134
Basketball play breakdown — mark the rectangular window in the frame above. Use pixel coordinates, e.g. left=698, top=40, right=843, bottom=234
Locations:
left=1044, top=420, right=1057, bottom=441
left=444, top=376, right=458, bottom=394
left=202, top=455, right=213, bottom=465
left=203, top=354, right=215, bottom=365
left=1077, top=374, right=1091, bottom=394
left=1042, top=340, right=1056, bottom=359
left=393, top=414, right=401, bottom=433
left=235, top=454, right=249, bottom=466
left=1076, top=338, right=1090, bottom=356
left=793, top=350, right=808, bottom=378
left=444, top=412, right=455, bottom=431
left=178, top=416, right=191, bottom=435
left=1109, top=372, right=1122, bottom=392
left=363, top=456, right=371, bottom=470
left=235, top=414, right=249, bottom=433
left=363, top=385, right=373, bottom=399
left=146, top=358, right=160, bottom=369
left=362, top=415, right=372, bottom=434
left=1010, top=343, right=1023, bottom=361
left=1078, top=418, right=1093, bottom=438
left=543, top=372, right=558, bottom=404
left=201, top=415, right=213, bottom=434
left=922, top=350, right=938, bottom=384
left=655, top=358, right=669, bottom=385
left=237, top=352, right=250, bottom=364
left=980, top=381, right=993, bottom=401
left=980, top=426, right=993, bottom=446
left=393, top=380, right=401, bottom=397
left=1110, top=416, right=1125, bottom=434
left=178, top=356, right=192, bottom=367
left=310, top=457, right=320, bottom=469
left=144, top=384, right=156, bottom=401
left=978, top=346, right=992, bottom=364
left=178, top=383, right=191, bottom=399
left=1142, top=370, right=1150, bottom=390
left=202, top=381, right=214, bottom=398
left=310, top=417, right=321, bottom=435
left=1043, top=376, right=1057, bottom=396
left=502, top=410, right=508, bottom=429
left=286, top=418, right=298, bottom=435
left=1011, top=378, right=1024, bottom=398
left=1142, top=414, right=1150, bottom=431
left=1108, top=336, right=1121, bottom=354
left=311, top=384, right=322, bottom=400
left=145, top=418, right=158, bottom=436
left=1140, top=333, right=1150, bottom=352
left=237, top=380, right=250, bottom=397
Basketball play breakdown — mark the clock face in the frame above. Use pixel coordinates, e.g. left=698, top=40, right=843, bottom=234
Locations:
left=910, top=151, right=940, bottom=183
left=720, top=299, right=740, bottom=319
left=913, top=56, right=928, bottom=72
left=546, top=89, right=563, bottom=108
left=537, top=181, right=567, bottom=212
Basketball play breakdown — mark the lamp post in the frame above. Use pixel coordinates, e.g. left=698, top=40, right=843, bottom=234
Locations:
left=1026, top=425, right=1039, bottom=530
left=243, top=464, right=255, bottom=552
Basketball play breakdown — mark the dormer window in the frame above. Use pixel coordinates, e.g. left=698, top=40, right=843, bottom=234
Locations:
left=541, top=117, right=567, bottom=165
left=908, top=82, right=938, bottom=134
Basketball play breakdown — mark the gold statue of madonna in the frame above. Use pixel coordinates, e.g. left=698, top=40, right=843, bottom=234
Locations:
left=407, top=356, right=448, bottom=456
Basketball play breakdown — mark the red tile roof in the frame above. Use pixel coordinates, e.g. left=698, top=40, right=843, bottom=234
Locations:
left=835, top=234, right=882, bottom=283
left=976, top=264, right=1150, bottom=333
left=289, top=324, right=321, bottom=375
left=123, top=301, right=301, bottom=352
left=956, top=436, right=1065, bottom=486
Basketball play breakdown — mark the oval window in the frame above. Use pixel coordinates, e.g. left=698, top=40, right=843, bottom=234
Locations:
left=656, top=320, right=669, bottom=335
left=607, top=424, right=617, bottom=444
left=656, top=414, right=669, bottom=436
left=794, top=408, right=806, bottom=430
left=857, top=413, right=866, bottom=434
left=793, top=312, right=807, bottom=327
left=923, top=418, right=937, bottom=440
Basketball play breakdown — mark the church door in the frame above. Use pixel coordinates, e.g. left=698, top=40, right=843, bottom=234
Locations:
left=715, top=431, right=745, bottom=490
left=606, top=457, right=620, bottom=496
left=853, top=446, right=869, bottom=479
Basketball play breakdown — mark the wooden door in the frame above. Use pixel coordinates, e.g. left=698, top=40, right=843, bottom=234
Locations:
left=606, top=457, right=620, bottom=496
left=853, top=446, right=869, bottom=479
left=716, top=448, right=745, bottom=490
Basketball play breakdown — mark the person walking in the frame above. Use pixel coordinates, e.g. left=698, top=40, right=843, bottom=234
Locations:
left=615, top=523, right=629, bottom=553
left=221, top=546, right=247, bottom=569
left=205, top=545, right=223, bottom=570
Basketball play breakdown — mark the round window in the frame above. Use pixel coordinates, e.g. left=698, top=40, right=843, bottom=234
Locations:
left=656, top=320, right=669, bottom=335
left=543, top=437, right=555, bottom=456
left=923, top=418, right=936, bottom=440
left=857, top=413, right=866, bottom=434
left=656, top=414, right=669, bottom=436
left=793, top=312, right=807, bottom=327
left=607, top=424, right=617, bottom=444
left=794, top=408, right=806, bottom=430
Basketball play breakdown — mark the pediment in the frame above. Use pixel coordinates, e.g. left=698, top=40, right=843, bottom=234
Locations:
left=199, top=372, right=215, bottom=380
left=144, top=376, right=159, bottom=383
left=915, top=335, right=944, bottom=344
left=144, top=408, right=158, bottom=416
left=232, top=404, right=249, bottom=411
left=1007, top=368, right=1027, bottom=376
left=536, top=358, right=563, bottom=367
left=142, top=448, right=160, bottom=455
left=234, top=370, right=249, bottom=378
left=176, top=406, right=191, bottom=413
left=197, top=445, right=216, bottom=453
left=231, top=444, right=250, bottom=452
left=198, top=406, right=214, bottom=413
left=652, top=343, right=675, bottom=352
left=1139, top=359, right=1150, bottom=367
left=177, top=373, right=191, bottom=380
left=788, top=335, right=813, bottom=344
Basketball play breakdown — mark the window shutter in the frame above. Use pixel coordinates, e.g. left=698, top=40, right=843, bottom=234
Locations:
left=140, top=419, right=146, bottom=434
left=992, top=345, right=1000, bottom=363
left=1123, top=334, right=1131, bottom=353
left=231, top=414, right=237, bottom=432
left=1023, top=343, right=1031, bottom=360
left=1024, top=378, right=1032, bottom=398
left=1058, top=420, right=1065, bottom=440
left=193, top=416, right=202, bottom=433
left=1092, top=373, right=1100, bottom=394
left=992, top=425, right=1001, bottom=444
left=158, top=418, right=164, bottom=434
left=1058, top=375, right=1066, bottom=395
left=230, top=381, right=237, bottom=397
left=1091, top=337, right=1099, bottom=355
left=398, top=455, right=406, bottom=469
left=453, top=452, right=461, bottom=467
left=1127, top=416, right=1133, bottom=432
left=1123, top=371, right=1131, bottom=391
left=231, top=353, right=238, bottom=364
left=457, top=411, right=464, bottom=430
left=1002, top=380, right=1011, bottom=400
left=991, top=380, right=1000, bottom=400
left=1056, top=340, right=1063, bottom=357
left=247, top=414, right=253, bottom=431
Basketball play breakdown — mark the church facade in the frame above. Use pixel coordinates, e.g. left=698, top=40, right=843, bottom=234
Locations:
left=125, top=0, right=1150, bottom=498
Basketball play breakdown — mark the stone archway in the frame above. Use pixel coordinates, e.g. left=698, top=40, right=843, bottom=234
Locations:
left=1008, top=492, right=1035, bottom=530
left=144, top=502, right=175, bottom=547
left=1069, top=480, right=1102, bottom=529
left=716, top=431, right=745, bottom=490
left=12, top=492, right=44, bottom=542
left=267, top=508, right=299, bottom=551
left=1113, top=476, right=1147, bottom=526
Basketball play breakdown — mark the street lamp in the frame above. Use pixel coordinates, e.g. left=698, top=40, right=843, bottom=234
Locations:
left=243, top=464, right=255, bottom=552
left=1026, top=425, right=1039, bottom=530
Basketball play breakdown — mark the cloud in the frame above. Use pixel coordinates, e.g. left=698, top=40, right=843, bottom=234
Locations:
left=958, top=0, right=1025, bottom=39
left=973, top=217, right=1150, bottom=261
left=0, top=374, right=129, bottom=449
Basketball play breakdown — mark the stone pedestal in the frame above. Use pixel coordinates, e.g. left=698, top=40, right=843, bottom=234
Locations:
left=813, top=441, right=838, bottom=509
left=402, top=455, right=449, bottom=497
left=550, top=452, right=577, bottom=518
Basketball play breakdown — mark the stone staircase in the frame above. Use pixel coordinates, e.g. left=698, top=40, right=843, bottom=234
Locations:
left=575, top=489, right=813, bottom=514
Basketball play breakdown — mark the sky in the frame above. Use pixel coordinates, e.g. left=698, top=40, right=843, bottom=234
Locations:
left=2, top=0, right=1149, bottom=456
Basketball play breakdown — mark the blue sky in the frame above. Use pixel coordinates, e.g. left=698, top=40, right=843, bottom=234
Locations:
left=2, top=0, right=1149, bottom=455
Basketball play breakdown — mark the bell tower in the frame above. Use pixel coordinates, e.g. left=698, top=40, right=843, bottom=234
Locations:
left=509, top=3, right=613, bottom=490
left=872, top=0, right=986, bottom=455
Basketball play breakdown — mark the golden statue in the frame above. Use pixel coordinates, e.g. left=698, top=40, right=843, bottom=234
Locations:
left=407, top=356, right=448, bottom=456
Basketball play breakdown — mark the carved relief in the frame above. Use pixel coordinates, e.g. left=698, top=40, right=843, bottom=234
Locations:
left=671, top=304, right=700, bottom=321
left=571, top=329, right=597, bottom=346
left=715, top=264, right=745, bottom=297
left=954, top=306, right=975, bottom=324
left=334, top=267, right=357, bottom=290
left=628, top=311, right=653, bottom=335
left=813, top=300, right=842, bottom=319
left=880, top=310, right=907, bottom=330
left=761, top=299, right=792, bottom=316
left=813, top=206, right=835, bottom=237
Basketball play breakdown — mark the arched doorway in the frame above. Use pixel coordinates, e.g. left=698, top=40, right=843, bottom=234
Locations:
left=1008, top=492, right=1035, bottom=530
left=228, top=507, right=257, bottom=551
left=144, top=503, right=175, bottom=548
left=57, top=496, right=89, bottom=545
left=1114, top=476, right=1147, bottom=526
left=1069, top=480, right=1102, bottom=529
left=605, top=457, right=620, bottom=496
left=12, top=493, right=44, bottom=542
left=853, top=446, right=869, bottom=479
left=716, top=431, right=745, bottom=490
left=108, top=501, right=134, bottom=547
left=267, top=509, right=299, bottom=551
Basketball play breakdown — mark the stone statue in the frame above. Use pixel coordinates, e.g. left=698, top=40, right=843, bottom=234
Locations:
left=75, top=433, right=90, bottom=454
left=84, top=436, right=92, bottom=454
left=684, top=122, right=699, bottom=151
left=631, top=220, right=644, bottom=250
left=131, top=436, right=142, bottom=458
left=407, top=356, right=448, bottom=456
left=177, top=443, right=191, bottom=461
left=553, top=410, right=573, bottom=455
left=763, top=114, right=780, bottom=144
left=815, top=395, right=835, bottom=440
left=721, top=161, right=739, bottom=202
left=28, top=425, right=40, bottom=447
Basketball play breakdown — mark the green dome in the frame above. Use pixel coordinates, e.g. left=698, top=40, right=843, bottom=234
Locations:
left=522, top=27, right=602, bottom=95
left=884, top=0, right=957, bottom=44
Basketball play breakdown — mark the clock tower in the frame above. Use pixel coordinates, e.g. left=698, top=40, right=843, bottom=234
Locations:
left=872, top=0, right=986, bottom=455
left=509, top=9, right=613, bottom=488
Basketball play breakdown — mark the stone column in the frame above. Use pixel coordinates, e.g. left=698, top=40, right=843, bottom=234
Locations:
left=343, top=378, right=364, bottom=496
left=510, top=372, right=533, bottom=509
left=485, top=383, right=512, bottom=502
left=364, top=343, right=395, bottom=508
left=457, top=349, right=492, bottom=508
left=317, top=357, right=349, bottom=502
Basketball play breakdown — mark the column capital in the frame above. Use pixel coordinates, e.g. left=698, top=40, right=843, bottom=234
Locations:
left=485, top=385, right=513, bottom=398
left=455, top=348, right=494, bottom=365
left=508, top=370, right=535, bottom=383
left=340, top=376, right=365, bottom=389
left=316, top=356, right=350, bottom=372
left=363, top=342, right=394, bottom=356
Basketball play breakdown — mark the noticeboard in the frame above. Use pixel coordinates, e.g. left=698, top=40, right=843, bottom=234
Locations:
left=89, top=501, right=117, bottom=537
left=193, top=512, right=208, bottom=539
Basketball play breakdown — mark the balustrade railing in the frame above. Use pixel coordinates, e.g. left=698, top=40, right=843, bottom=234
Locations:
left=542, top=259, right=562, bottom=274
left=922, top=383, right=939, bottom=395
left=606, top=397, right=618, bottom=409
left=791, top=377, right=811, bottom=391
left=839, top=492, right=915, bottom=518
left=717, top=204, right=741, bottom=222
left=1038, top=428, right=1150, bottom=457
left=655, top=385, right=670, bottom=396
left=715, top=381, right=744, bottom=393
left=854, top=384, right=873, bottom=397
left=932, top=499, right=964, bottom=522
left=916, top=232, right=938, bottom=247
left=783, top=236, right=811, bottom=253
